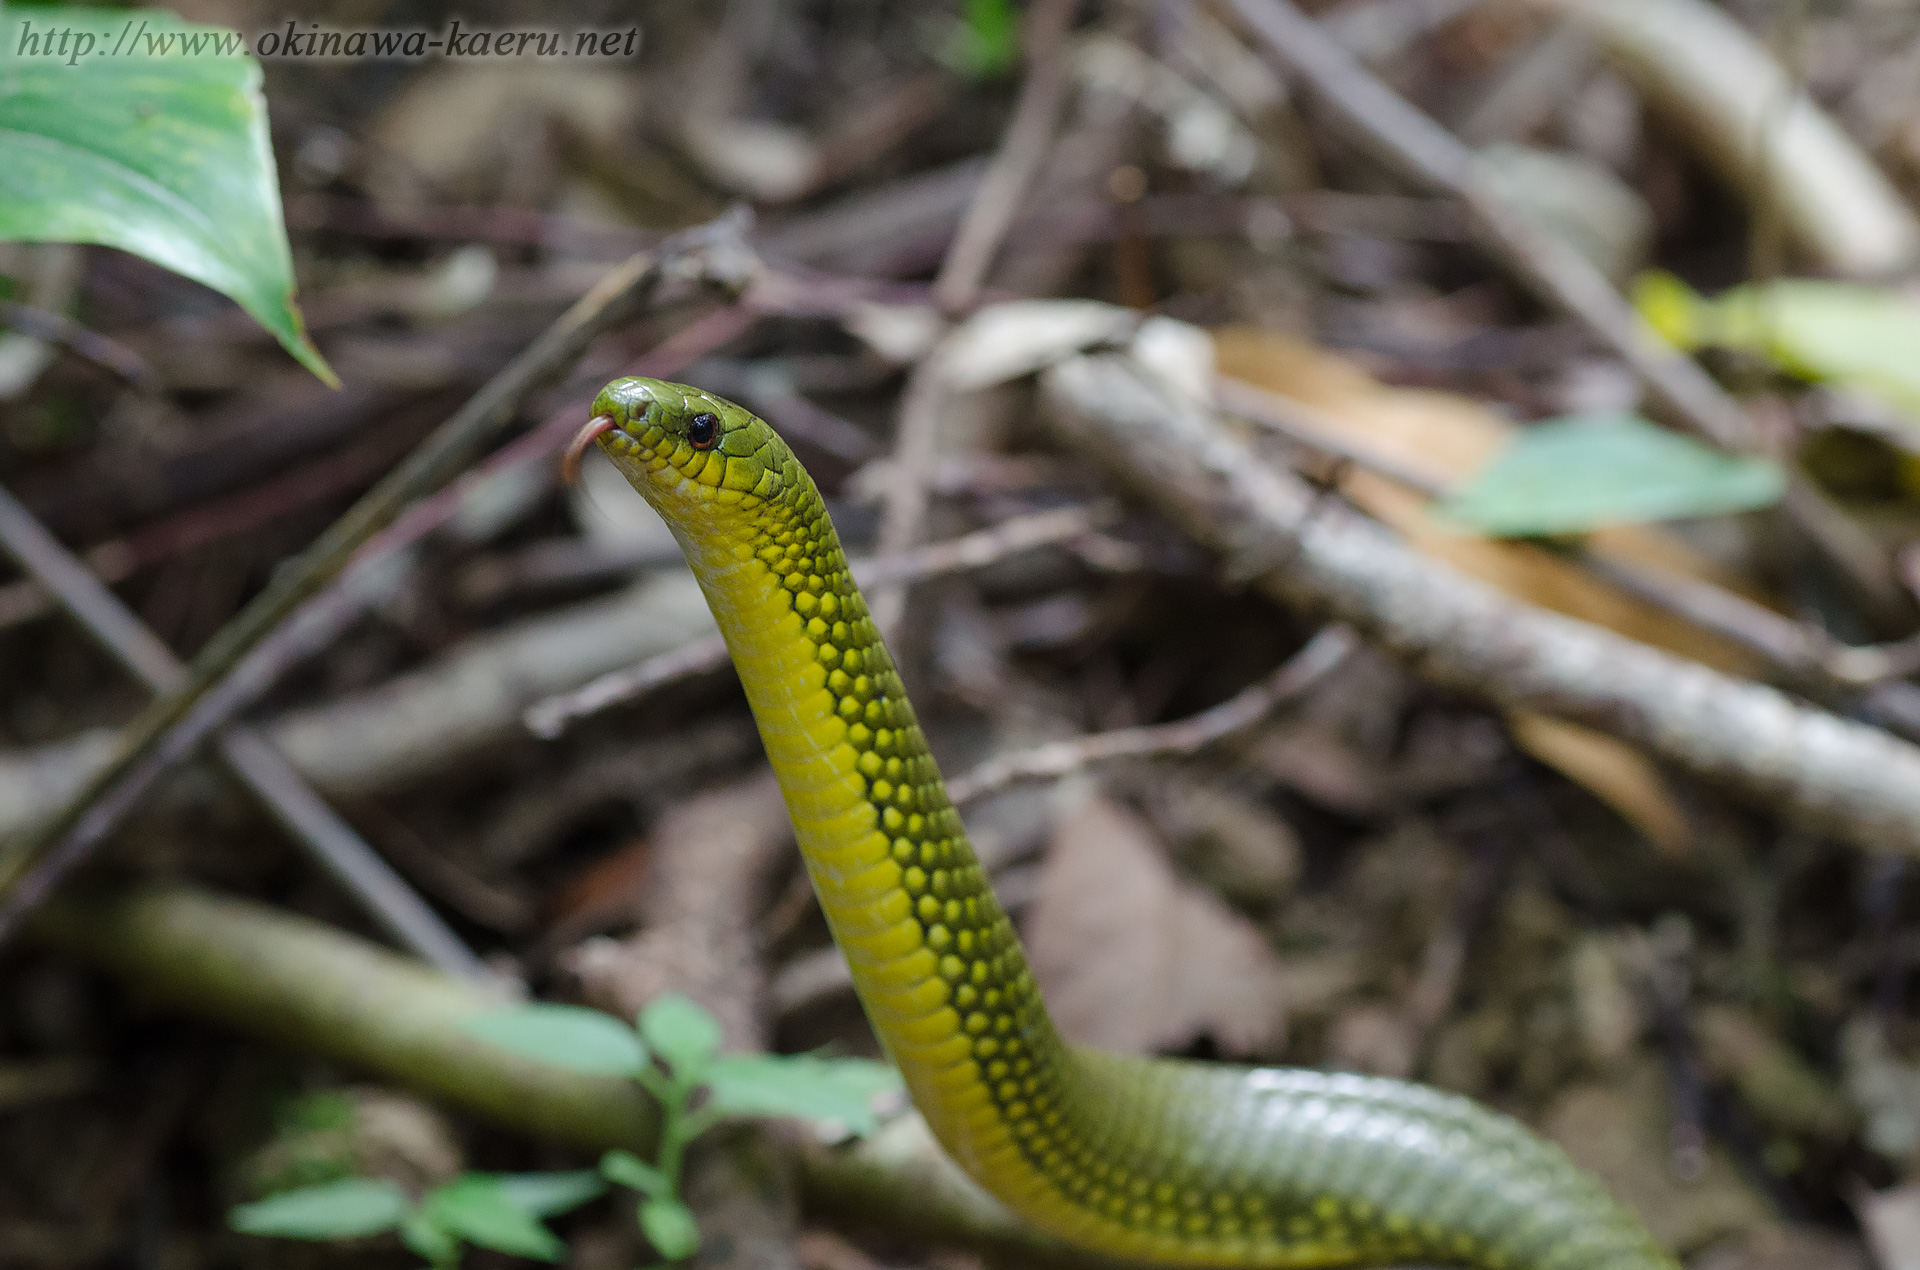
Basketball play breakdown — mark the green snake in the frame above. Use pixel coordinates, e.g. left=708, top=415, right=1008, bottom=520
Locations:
left=585, top=377, right=1675, bottom=1270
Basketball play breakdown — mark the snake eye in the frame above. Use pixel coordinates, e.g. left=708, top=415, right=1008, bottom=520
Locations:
left=688, top=412, right=720, bottom=450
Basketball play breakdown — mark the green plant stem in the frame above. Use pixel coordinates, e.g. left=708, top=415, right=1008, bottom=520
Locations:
left=29, top=885, right=656, bottom=1151
left=30, top=882, right=1084, bottom=1264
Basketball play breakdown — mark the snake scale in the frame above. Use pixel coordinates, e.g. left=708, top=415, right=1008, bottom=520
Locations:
left=586, top=376, right=1676, bottom=1270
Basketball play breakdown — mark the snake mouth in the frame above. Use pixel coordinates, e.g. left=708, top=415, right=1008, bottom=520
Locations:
left=563, top=413, right=616, bottom=486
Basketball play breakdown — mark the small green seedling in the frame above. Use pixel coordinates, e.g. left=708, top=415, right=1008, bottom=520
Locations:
left=231, top=996, right=901, bottom=1266
left=229, top=1169, right=605, bottom=1267
left=937, top=0, right=1021, bottom=79
left=463, top=993, right=901, bottom=1264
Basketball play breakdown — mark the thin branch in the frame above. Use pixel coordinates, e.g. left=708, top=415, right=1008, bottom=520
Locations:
left=0, top=483, right=485, bottom=977
left=871, top=0, right=1079, bottom=633
left=931, top=0, right=1080, bottom=312
left=1210, top=0, right=1906, bottom=616
left=1042, top=351, right=1920, bottom=860
left=524, top=503, right=1120, bottom=737
left=0, top=213, right=762, bottom=945
left=0, top=299, right=161, bottom=394
left=0, top=437, right=398, bottom=633
left=945, top=624, right=1357, bottom=805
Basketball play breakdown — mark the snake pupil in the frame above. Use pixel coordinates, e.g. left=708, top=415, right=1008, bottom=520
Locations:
left=688, top=412, right=720, bottom=450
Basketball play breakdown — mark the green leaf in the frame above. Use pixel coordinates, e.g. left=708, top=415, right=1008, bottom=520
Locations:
left=957, top=0, right=1021, bottom=78
left=639, top=995, right=722, bottom=1078
left=229, top=1177, right=410, bottom=1240
left=1438, top=413, right=1785, bottom=537
left=639, top=1196, right=702, bottom=1261
left=704, top=1055, right=903, bottom=1136
left=398, top=1211, right=460, bottom=1266
left=0, top=8, right=333, bottom=383
left=1636, top=272, right=1920, bottom=441
left=424, top=1176, right=565, bottom=1262
left=600, top=1149, right=670, bottom=1198
left=493, top=1170, right=607, bottom=1217
left=462, top=1004, right=649, bottom=1078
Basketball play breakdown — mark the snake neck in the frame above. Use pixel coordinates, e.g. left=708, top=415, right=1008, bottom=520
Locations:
left=672, top=468, right=1074, bottom=1167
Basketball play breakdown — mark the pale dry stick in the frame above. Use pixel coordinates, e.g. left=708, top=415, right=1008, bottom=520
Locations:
left=1210, top=0, right=1904, bottom=616
left=524, top=502, right=1118, bottom=737
left=1044, top=352, right=1920, bottom=859
left=0, top=215, right=762, bottom=944
left=931, top=0, right=1082, bottom=313
left=1215, top=375, right=1920, bottom=704
left=0, top=484, right=484, bottom=978
left=1531, top=0, right=1920, bottom=278
left=945, top=624, right=1357, bottom=805
left=874, top=0, right=1079, bottom=633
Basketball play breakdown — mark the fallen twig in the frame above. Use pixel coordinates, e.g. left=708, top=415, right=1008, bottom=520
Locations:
left=0, top=299, right=160, bottom=394
left=1042, top=351, right=1920, bottom=859
left=931, top=0, right=1081, bottom=313
left=0, top=483, right=484, bottom=978
left=945, top=624, right=1357, bottom=804
left=0, top=571, right=717, bottom=841
left=873, top=0, right=1079, bottom=632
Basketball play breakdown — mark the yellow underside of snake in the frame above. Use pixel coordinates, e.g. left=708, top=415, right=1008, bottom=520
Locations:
left=588, top=376, right=1677, bottom=1270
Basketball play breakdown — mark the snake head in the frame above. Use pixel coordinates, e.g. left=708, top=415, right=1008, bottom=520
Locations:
left=587, top=376, right=795, bottom=517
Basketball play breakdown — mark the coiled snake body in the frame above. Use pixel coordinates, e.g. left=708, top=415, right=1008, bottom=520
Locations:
left=588, top=377, right=1675, bottom=1270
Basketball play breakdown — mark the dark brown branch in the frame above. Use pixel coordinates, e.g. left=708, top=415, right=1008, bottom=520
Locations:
left=0, top=484, right=484, bottom=978
left=0, top=212, right=762, bottom=945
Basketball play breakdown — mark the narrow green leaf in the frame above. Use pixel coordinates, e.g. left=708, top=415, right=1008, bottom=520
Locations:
left=639, top=995, right=722, bottom=1078
left=398, top=1211, right=460, bottom=1265
left=958, top=0, right=1020, bottom=77
left=462, top=1004, right=648, bottom=1077
left=600, top=1148, right=670, bottom=1197
left=640, top=1196, right=702, bottom=1261
left=229, top=1177, right=409, bottom=1240
left=0, top=8, right=333, bottom=383
left=494, top=1170, right=607, bottom=1217
left=1438, top=413, right=1785, bottom=537
left=704, top=1055, right=903, bottom=1136
left=425, top=1176, right=565, bottom=1262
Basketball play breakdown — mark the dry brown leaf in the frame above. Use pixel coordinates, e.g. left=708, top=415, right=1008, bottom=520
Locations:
left=1025, top=791, right=1288, bottom=1057
left=563, top=775, right=790, bottom=1050
left=1212, top=327, right=1757, bottom=852
left=1508, top=713, right=1690, bottom=855
left=1545, top=1060, right=1772, bottom=1254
